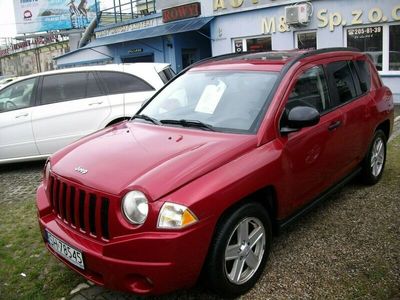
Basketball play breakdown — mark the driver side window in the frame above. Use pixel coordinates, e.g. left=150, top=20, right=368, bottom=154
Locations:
left=0, top=78, right=36, bottom=112
left=286, top=66, right=330, bottom=113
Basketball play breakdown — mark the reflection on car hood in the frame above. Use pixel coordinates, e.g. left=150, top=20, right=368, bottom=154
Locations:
left=51, top=122, right=256, bottom=201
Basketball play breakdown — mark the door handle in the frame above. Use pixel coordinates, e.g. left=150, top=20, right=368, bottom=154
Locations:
left=88, top=101, right=103, bottom=106
left=15, top=113, right=28, bottom=118
left=328, top=120, right=341, bottom=131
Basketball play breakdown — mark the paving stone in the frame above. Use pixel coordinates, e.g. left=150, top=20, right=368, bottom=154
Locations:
left=70, top=293, right=88, bottom=300
left=80, top=286, right=106, bottom=299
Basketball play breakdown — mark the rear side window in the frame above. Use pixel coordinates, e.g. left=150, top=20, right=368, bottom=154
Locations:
left=354, top=60, right=371, bottom=93
left=98, top=71, right=154, bottom=95
left=158, top=67, right=176, bottom=84
left=41, top=72, right=103, bottom=104
left=328, top=61, right=357, bottom=104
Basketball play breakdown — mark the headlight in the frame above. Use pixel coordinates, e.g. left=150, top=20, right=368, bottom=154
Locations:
left=157, top=202, right=198, bottom=229
left=122, top=191, right=149, bottom=225
left=44, top=160, right=51, bottom=185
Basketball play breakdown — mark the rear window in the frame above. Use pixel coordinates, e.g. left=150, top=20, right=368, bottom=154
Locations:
left=158, top=67, right=176, bottom=84
left=354, top=60, right=371, bottom=93
left=98, top=71, right=154, bottom=95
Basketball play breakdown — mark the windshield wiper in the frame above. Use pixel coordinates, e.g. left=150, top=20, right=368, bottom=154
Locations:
left=131, top=114, right=161, bottom=125
left=160, top=119, right=215, bottom=131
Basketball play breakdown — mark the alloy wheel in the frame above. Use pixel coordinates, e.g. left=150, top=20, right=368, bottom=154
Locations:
left=224, top=217, right=266, bottom=285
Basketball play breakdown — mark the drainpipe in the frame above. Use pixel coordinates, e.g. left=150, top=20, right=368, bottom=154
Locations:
left=78, top=12, right=102, bottom=48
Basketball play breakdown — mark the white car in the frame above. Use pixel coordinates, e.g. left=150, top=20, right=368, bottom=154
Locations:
left=0, top=63, right=174, bottom=164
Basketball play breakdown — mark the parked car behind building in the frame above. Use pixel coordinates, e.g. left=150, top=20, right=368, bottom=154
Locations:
left=0, top=63, right=174, bottom=164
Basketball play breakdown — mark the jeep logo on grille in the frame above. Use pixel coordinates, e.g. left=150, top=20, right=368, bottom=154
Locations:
left=74, top=166, right=88, bottom=174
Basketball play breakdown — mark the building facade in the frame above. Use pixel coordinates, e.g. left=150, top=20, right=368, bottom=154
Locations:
left=209, top=0, right=400, bottom=102
left=55, top=0, right=400, bottom=102
left=55, top=2, right=213, bottom=73
left=0, top=36, right=69, bottom=76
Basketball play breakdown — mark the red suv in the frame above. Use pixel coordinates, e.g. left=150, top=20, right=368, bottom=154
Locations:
left=37, top=48, right=394, bottom=297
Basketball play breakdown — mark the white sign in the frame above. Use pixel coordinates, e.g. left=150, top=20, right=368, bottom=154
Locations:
left=195, top=81, right=226, bottom=114
left=95, top=19, right=156, bottom=38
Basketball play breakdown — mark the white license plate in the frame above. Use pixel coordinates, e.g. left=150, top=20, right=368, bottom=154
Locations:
left=46, top=230, right=85, bottom=269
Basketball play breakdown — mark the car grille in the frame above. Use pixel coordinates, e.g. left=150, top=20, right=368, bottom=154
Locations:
left=48, top=175, right=110, bottom=240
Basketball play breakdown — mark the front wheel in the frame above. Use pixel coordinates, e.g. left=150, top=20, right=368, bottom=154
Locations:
left=361, top=129, right=387, bottom=185
left=204, top=202, right=272, bottom=297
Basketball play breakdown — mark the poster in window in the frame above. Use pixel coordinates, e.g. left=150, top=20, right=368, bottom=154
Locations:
left=234, top=40, right=243, bottom=53
left=347, top=26, right=383, bottom=70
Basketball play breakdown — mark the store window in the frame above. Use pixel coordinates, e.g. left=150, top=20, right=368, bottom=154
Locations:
left=389, top=25, right=400, bottom=70
left=347, top=26, right=383, bottom=70
left=295, top=31, right=317, bottom=49
left=346, top=24, right=400, bottom=73
left=233, top=36, right=271, bottom=53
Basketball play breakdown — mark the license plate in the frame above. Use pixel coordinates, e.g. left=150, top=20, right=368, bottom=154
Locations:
left=46, top=230, right=85, bottom=269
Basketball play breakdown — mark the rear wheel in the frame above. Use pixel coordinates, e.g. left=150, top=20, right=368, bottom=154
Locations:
left=361, top=130, right=387, bottom=185
left=205, top=202, right=272, bottom=297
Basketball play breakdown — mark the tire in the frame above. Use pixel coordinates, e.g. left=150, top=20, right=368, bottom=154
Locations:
left=361, top=129, right=387, bottom=185
left=204, top=202, right=272, bottom=298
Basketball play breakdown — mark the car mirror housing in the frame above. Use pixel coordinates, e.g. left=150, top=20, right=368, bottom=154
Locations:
left=281, top=106, right=320, bottom=134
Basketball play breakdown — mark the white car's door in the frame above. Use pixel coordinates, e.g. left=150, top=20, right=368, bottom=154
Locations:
left=97, top=71, right=156, bottom=117
left=0, top=77, right=39, bottom=161
left=31, top=71, right=111, bottom=155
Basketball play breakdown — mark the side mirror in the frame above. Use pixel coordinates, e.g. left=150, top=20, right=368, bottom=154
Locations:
left=281, top=106, right=320, bottom=134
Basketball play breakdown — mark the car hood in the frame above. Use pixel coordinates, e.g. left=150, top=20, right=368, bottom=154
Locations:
left=51, top=122, right=256, bottom=201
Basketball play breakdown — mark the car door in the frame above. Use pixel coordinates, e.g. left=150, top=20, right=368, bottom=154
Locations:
left=278, top=64, right=345, bottom=213
left=325, top=59, right=372, bottom=183
left=0, top=77, right=39, bottom=161
left=97, top=71, right=156, bottom=118
left=31, top=71, right=111, bottom=155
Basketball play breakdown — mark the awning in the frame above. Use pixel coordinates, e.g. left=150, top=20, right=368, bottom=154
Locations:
left=85, top=17, right=214, bottom=49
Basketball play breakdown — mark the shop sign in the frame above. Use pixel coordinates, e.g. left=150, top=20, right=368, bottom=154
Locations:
left=128, top=48, right=143, bottom=54
left=347, top=26, right=381, bottom=40
left=0, top=34, right=67, bottom=58
left=162, top=2, right=201, bottom=23
left=96, top=19, right=156, bottom=38
left=14, top=0, right=98, bottom=34
left=261, top=5, right=400, bottom=34
left=214, top=0, right=275, bottom=12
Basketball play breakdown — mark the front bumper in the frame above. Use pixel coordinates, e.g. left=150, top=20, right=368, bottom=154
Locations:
left=37, top=185, right=214, bottom=295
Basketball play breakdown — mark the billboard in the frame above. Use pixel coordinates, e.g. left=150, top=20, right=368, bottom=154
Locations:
left=14, top=0, right=99, bottom=34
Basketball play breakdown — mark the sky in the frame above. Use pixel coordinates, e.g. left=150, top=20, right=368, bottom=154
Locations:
left=0, top=1, right=17, bottom=38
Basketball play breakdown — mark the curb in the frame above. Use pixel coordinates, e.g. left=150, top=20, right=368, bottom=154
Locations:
left=389, top=115, right=400, bottom=143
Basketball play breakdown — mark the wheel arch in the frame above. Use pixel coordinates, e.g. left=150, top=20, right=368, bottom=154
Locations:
left=213, top=185, right=279, bottom=236
left=376, top=119, right=391, bottom=140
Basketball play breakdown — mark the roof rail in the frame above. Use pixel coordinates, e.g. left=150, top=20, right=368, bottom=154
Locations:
left=183, top=47, right=360, bottom=73
left=294, top=47, right=360, bottom=61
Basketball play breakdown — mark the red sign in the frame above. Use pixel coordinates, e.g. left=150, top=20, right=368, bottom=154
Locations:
left=162, top=2, right=201, bottom=23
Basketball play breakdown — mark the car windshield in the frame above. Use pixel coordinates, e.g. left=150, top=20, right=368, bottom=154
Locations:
left=139, top=70, right=278, bottom=133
